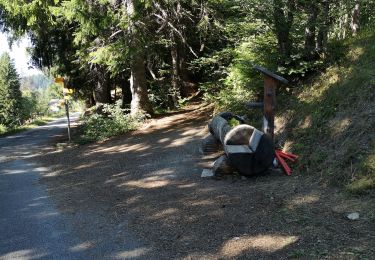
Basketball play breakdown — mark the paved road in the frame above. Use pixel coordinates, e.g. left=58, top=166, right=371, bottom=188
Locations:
left=0, top=115, right=78, bottom=163
left=0, top=115, right=89, bottom=259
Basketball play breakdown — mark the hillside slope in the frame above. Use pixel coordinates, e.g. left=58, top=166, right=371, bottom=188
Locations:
left=277, top=30, right=375, bottom=193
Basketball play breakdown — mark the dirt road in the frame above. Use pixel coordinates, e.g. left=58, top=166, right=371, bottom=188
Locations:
left=0, top=115, right=144, bottom=259
left=32, top=105, right=374, bottom=259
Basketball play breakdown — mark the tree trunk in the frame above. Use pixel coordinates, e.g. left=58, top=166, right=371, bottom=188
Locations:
left=93, top=71, right=111, bottom=104
left=170, top=32, right=180, bottom=107
left=125, top=0, right=153, bottom=116
left=304, top=2, right=319, bottom=60
left=86, top=93, right=96, bottom=108
left=129, top=55, right=153, bottom=115
left=178, top=42, right=195, bottom=97
left=351, top=1, right=360, bottom=35
left=121, top=75, right=132, bottom=109
left=316, top=0, right=329, bottom=54
left=273, top=0, right=295, bottom=61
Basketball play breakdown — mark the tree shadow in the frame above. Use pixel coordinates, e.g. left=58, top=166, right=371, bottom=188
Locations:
left=31, top=101, right=374, bottom=258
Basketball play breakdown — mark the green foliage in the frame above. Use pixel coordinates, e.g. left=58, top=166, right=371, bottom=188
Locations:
left=0, top=53, right=23, bottom=127
left=20, top=91, right=38, bottom=120
left=280, top=29, right=375, bottom=193
left=0, top=124, right=7, bottom=135
left=198, top=23, right=278, bottom=116
left=80, top=101, right=142, bottom=142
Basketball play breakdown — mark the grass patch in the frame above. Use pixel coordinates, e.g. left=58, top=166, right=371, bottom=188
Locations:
left=347, top=154, right=375, bottom=194
left=278, top=29, right=375, bottom=193
left=0, top=116, right=59, bottom=137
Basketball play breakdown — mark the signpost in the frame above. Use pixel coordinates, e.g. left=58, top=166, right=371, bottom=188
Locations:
left=54, top=77, right=73, bottom=142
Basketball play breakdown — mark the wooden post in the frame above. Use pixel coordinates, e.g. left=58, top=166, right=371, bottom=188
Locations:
left=65, top=100, right=71, bottom=143
left=253, top=66, right=288, bottom=140
left=263, top=76, right=277, bottom=139
left=55, top=77, right=71, bottom=142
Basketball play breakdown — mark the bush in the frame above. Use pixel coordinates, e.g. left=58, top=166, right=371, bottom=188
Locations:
left=80, top=101, right=143, bottom=142
left=200, top=31, right=278, bottom=117
left=0, top=124, right=7, bottom=135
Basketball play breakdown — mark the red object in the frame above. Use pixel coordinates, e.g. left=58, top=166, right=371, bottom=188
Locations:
left=275, top=150, right=298, bottom=176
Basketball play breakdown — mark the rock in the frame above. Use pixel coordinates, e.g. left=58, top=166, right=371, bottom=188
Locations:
left=346, top=212, right=360, bottom=220
left=201, top=169, right=214, bottom=178
left=56, top=142, right=69, bottom=149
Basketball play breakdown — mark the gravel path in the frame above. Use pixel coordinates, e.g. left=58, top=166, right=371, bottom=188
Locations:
left=33, top=105, right=375, bottom=259
left=0, top=115, right=144, bottom=259
left=0, top=115, right=85, bottom=259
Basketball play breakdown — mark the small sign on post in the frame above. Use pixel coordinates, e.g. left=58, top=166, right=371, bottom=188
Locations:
left=54, top=77, right=72, bottom=142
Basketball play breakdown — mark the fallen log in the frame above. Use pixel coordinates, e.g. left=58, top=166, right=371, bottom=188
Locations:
left=206, top=112, right=274, bottom=176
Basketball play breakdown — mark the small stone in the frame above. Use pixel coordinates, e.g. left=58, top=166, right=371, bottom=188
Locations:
left=346, top=212, right=360, bottom=220
left=233, top=237, right=240, bottom=240
left=201, top=169, right=214, bottom=178
left=56, top=142, right=68, bottom=147
left=273, top=158, right=278, bottom=167
left=241, top=176, right=247, bottom=180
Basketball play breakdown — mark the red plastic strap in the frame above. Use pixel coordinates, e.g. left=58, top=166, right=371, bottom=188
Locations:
left=277, top=150, right=299, bottom=159
left=275, top=151, right=292, bottom=175
left=277, top=151, right=296, bottom=162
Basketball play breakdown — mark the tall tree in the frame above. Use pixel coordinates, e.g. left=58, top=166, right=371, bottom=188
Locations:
left=0, top=53, right=22, bottom=126
left=304, top=1, right=319, bottom=60
left=124, top=0, right=153, bottom=115
left=272, top=0, right=296, bottom=61
left=316, top=0, right=330, bottom=54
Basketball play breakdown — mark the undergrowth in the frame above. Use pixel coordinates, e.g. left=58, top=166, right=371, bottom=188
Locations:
left=77, top=101, right=143, bottom=143
left=206, top=29, right=374, bottom=194
left=278, top=30, right=375, bottom=193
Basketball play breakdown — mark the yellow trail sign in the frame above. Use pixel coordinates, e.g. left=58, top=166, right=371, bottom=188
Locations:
left=54, top=77, right=64, bottom=83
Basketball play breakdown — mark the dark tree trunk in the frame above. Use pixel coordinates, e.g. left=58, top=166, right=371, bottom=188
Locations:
left=125, top=0, right=153, bottom=115
left=273, top=0, right=295, bottom=61
left=178, top=42, right=195, bottom=97
left=121, top=75, right=132, bottom=109
left=316, top=0, right=330, bottom=54
left=304, top=2, right=319, bottom=60
left=85, top=92, right=96, bottom=108
left=93, top=71, right=111, bottom=104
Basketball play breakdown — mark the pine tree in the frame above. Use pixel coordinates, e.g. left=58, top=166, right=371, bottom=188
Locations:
left=0, top=52, right=22, bottom=127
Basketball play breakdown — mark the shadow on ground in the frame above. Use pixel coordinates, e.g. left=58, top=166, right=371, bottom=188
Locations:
left=33, top=104, right=374, bottom=259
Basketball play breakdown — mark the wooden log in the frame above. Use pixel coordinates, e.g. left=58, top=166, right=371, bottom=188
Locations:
left=208, top=114, right=274, bottom=176
left=213, top=155, right=235, bottom=176
left=201, top=134, right=222, bottom=155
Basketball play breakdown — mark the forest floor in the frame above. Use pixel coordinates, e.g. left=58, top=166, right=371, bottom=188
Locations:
left=34, top=103, right=375, bottom=259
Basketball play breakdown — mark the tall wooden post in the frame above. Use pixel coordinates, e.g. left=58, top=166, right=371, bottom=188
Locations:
left=254, top=66, right=288, bottom=140
left=263, top=77, right=277, bottom=139
left=54, top=77, right=72, bottom=142
left=65, top=100, right=71, bottom=143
